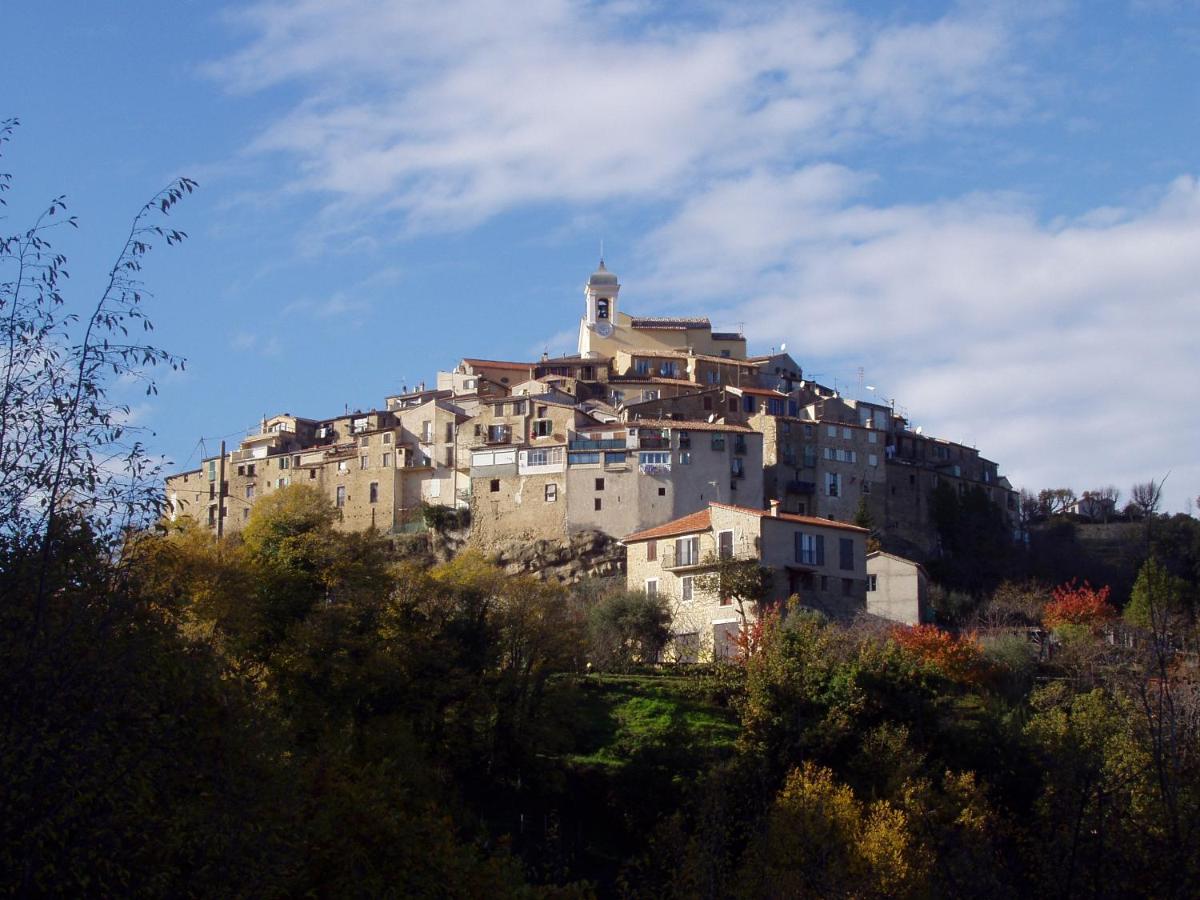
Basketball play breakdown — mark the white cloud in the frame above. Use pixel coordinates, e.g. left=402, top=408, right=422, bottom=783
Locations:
left=210, top=1, right=1031, bottom=229
left=641, top=170, right=1200, bottom=512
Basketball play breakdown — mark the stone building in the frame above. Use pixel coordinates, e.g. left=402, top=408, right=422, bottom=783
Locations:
left=623, top=502, right=869, bottom=660
left=866, top=551, right=930, bottom=626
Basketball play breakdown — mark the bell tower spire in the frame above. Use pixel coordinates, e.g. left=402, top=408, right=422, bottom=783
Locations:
left=578, top=259, right=620, bottom=356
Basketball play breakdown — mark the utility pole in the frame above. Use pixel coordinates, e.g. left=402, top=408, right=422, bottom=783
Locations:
left=216, top=439, right=226, bottom=540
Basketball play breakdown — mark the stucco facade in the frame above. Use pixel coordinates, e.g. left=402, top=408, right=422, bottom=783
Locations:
left=624, top=503, right=868, bottom=661
left=866, top=551, right=929, bottom=625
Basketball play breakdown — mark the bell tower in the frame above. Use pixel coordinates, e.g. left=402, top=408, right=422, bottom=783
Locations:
left=584, top=260, right=619, bottom=334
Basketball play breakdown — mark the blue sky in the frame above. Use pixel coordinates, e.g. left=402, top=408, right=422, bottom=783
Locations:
left=4, top=0, right=1199, bottom=512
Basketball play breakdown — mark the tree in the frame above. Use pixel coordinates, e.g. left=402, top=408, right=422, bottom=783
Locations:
left=1130, top=478, right=1165, bottom=520
left=1042, top=580, right=1114, bottom=631
left=586, top=588, right=671, bottom=672
left=1038, top=488, right=1078, bottom=517
left=1124, top=557, right=1188, bottom=631
left=694, top=552, right=772, bottom=630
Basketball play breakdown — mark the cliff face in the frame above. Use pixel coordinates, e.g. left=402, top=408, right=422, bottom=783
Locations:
left=486, top=529, right=626, bottom=583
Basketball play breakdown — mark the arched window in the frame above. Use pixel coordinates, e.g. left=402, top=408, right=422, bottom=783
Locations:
left=597, top=298, right=609, bottom=319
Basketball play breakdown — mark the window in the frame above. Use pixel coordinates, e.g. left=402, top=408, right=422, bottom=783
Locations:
left=868, top=453, right=878, bottom=467
left=645, top=579, right=658, bottom=598
left=360, top=455, right=369, bottom=470
left=820, top=575, right=829, bottom=591
left=827, top=425, right=838, bottom=437
left=824, top=447, right=836, bottom=461
left=493, top=403, right=504, bottom=416
left=839, top=537, right=854, bottom=571
left=679, top=450, right=691, bottom=465
left=360, top=435, right=370, bottom=448
left=681, top=576, right=693, bottom=603
left=245, top=484, right=255, bottom=500
left=490, top=479, right=500, bottom=493
left=277, top=477, right=287, bottom=489
left=207, top=460, right=216, bottom=482
left=594, top=498, right=602, bottom=511
left=728, top=398, right=737, bottom=412
left=743, top=395, right=756, bottom=413
left=246, top=464, right=255, bottom=477
left=868, top=431, right=878, bottom=444
left=842, top=427, right=852, bottom=439
left=527, top=449, right=550, bottom=466
left=279, top=456, right=290, bottom=470
left=511, top=401, right=526, bottom=416
left=383, top=432, right=392, bottom=445
left=718, top=530, right=733, bottom=560
left=711, top=435, right=726, bottom=451
left=208, top=506, right=216, bottom=527
left=337, top=460, right=348, bottom=474
left=544, top=483, right=557, bottom=502
left=646, top=540, right=657, bottom=561
left=445, top=422, right=454, bottom=443
left=731, top=458, right=745, bottom=477
left=382, top=452, right=392, bottom=468
left=237, top=464, right=245, bottom=476
left=862, top=481, right=872, bottom=494
left=532, top=419, right=552, bottom=437
left=635, top=359, right=650, bottom=375
left=336, top=485, right=346, bottom=508
left=843, top=578, right=854, bottom=596
left=595, top=477, right=605, bottom=491
left=658, top=487, right=666, bottom=496
left=597, top=297, right=609, bottom=319
left=444, top=447, right=454, bottom=467
left=795, top=532, right=825, bottom=566
left=369, top=482, right=379, bottom=503
left=309, top=469, right=317, bottom=480
left=242, top=508, right=249, bottom=521
left=421, top=420, right=433, bottom=442
left=675, top=536, right=699, bottom=566
left=867, top=574, right=878, bottom=592
left=826, top=473, right=841, bottom=497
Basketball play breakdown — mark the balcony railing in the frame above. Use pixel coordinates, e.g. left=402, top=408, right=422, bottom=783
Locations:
left=569, top=438, right=627, bottom=451
left=638, top=436, right=671, bottom=450
left=786, top=480, right=816, bottom=495
left=660, top=540, right=759, bottom=570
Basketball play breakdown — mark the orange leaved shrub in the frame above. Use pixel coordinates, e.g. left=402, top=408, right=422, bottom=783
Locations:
left=1041, top=580, right=1114, bottom=630
left=891, top=624, right=985, bottom=683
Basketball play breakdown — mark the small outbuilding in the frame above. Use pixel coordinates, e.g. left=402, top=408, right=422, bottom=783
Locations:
left=865, top=551, right=929, bottom=626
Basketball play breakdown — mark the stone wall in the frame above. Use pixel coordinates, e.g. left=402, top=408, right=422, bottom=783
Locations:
left=484, top=528, right=626, bottom=584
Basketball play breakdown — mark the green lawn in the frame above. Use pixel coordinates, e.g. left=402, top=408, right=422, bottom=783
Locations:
left=565, top=673, right=740, bottom=769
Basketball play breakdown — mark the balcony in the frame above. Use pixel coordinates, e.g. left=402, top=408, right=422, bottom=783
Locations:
left=786, top=480, right=816, bottom=495
left=569, top=438, right=627, bottom=451
left=638, top=435, right=671, bottom=450
left=661, top=540, right=759, bottom=571
left=484, top=427, right=512, bottom=445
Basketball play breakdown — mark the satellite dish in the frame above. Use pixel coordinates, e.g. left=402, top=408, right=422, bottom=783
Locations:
left=780, top=342, right=787, bottom=352
left=915, top=426, right=923, bottom=434
left=707, top=413, right=717, bottom=423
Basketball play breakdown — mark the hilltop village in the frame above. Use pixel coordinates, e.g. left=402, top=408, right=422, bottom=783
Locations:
left=167, top=262, right=1018, bottom=655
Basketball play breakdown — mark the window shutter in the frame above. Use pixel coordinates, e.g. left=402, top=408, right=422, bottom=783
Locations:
left=816, top=534, right=825, bottom=566
left=794, top=531, right=803, bottom=563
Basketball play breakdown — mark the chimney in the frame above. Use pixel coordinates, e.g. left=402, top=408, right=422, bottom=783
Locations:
left=769, top=499, right=780, bottom=517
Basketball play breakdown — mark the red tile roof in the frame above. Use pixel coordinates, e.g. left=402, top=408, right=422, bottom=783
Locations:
left=626, top=418, right=757, bottom=433
left=710, top=502, right=870, bottom=533
left=623, top=508, right=712, bottom=543
left=462, top=358, right=535, bottom=370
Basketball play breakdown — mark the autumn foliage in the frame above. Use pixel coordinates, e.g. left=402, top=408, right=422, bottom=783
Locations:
left=891, top=624, right=985, bottom=683
left=1042, top=580, right=1114, bottom=629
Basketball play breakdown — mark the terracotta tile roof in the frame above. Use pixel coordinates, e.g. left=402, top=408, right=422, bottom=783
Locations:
left=630, top=316, right=711, bottom=330
left=710, top=502, right=870, bottom=533
left=626, top=418, right=757, bottom=433
left=731, top=386, right=789, bottom=397
left=608, top=376, right=703, bottom=387
left=623, top=508, right=712, bottom=543
left=461, top=358, right=535, bottom=370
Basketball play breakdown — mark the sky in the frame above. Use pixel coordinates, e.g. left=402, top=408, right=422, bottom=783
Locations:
left=4, top=0, right=1199, bottom=513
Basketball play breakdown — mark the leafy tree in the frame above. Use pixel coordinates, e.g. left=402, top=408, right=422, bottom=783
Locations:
left=891, top=624, right=986, bottom=684
left=1042, top=580, right=1114, bottom=630
left=694, top=553, right=772, bottom=630
left=586, top=588, right=671, bottom=672
left=1124, top=557, right=1189, bottom=631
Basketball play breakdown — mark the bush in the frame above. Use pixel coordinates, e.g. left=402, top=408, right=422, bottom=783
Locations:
left=586, top=589, right=672, bottom=672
